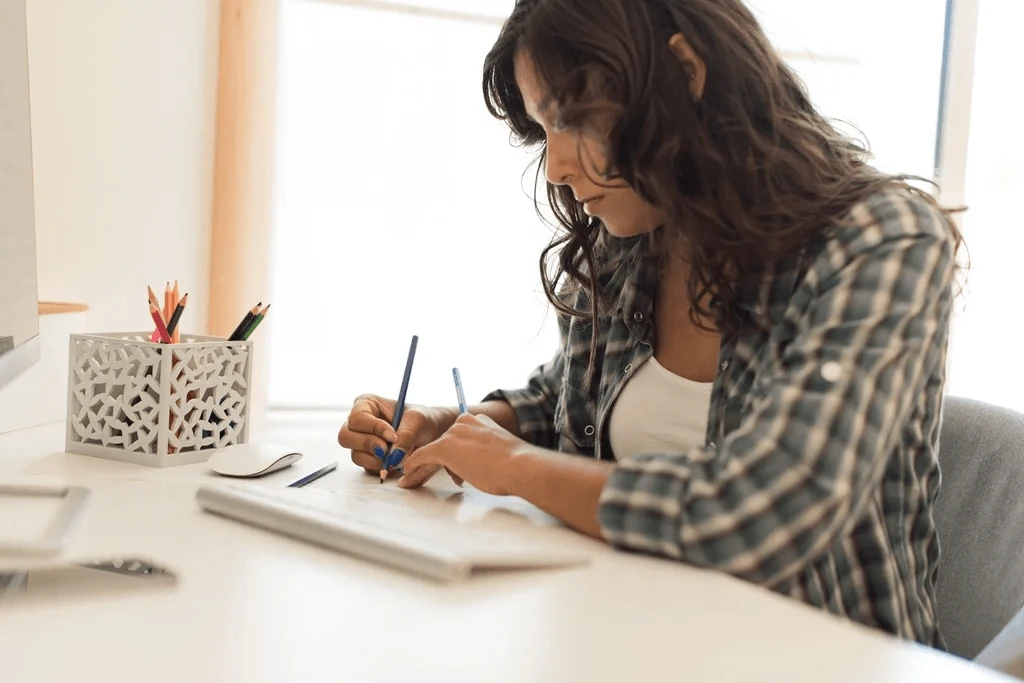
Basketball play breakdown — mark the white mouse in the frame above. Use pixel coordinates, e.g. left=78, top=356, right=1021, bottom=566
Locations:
left=208, top=444, right=303, bottom=478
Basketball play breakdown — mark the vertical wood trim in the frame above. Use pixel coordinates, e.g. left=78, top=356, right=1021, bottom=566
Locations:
left=208, top=0, right=281, bottom=433
left=208, top=0, right=280, bottom=337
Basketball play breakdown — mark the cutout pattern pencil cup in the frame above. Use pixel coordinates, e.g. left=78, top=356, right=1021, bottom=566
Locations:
left=65, top=333, right=253, bottom=467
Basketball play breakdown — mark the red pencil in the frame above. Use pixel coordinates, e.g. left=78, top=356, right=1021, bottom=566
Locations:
left=149, top=303, right=172, bottom=344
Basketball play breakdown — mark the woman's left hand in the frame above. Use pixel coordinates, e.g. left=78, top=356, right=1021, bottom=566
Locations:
left=398, top=413, right=525, bottom=495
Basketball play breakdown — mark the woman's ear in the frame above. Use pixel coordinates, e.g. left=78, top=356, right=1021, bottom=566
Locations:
left=667, top=33, right=707, bottom=101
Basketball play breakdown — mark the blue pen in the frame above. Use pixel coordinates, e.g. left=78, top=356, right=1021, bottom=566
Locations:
left=380, top=335, right=418, bottom=481
left=452, top=367, right=467, bottom=414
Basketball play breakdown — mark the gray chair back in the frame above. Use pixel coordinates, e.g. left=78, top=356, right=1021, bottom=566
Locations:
left=935, top=396, right=1024, bottom=659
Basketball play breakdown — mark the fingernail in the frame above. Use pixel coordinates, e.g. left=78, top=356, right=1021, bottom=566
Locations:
left=389, top=449, right=406, bottom=467
left=373, top=445, right=386, bottom=460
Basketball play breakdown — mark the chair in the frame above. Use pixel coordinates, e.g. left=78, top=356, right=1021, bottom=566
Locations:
left=934, top=396, right=1024, bottom=670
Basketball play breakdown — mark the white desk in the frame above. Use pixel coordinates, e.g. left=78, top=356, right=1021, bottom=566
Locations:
left=0, top=415, right=1016, bottom=683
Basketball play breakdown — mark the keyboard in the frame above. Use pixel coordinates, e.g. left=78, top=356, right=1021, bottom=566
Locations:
left=195, top=484, right=591, bottom=581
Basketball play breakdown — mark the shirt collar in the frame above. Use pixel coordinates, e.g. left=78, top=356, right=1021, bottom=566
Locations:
left=598, top=227, right=805, bottom=328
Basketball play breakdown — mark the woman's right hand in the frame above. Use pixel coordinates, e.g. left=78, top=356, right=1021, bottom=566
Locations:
left=337, top=395, right=455, bottom=474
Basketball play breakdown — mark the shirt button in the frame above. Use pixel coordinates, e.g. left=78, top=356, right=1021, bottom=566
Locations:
left=633, top=311, right=644, bottom=323
left=821, top=361, right=843, bottom=383
left=720, top=361, right=729, bottom=371
left=708, top=441, right=717, bottom=450
left=584, top=425, right=595, bottom=436
left=624, top=363, right=633, bottom=374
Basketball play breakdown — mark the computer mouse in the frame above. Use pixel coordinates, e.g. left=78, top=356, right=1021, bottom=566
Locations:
left=208, top=444, right=303, bottom=478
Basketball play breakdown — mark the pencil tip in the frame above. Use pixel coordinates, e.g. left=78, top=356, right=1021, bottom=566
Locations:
left=380, top=469, right=389, bottom=483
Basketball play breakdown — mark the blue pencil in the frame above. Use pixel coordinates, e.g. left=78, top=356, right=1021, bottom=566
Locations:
left=452, top=367, right=467, bottom=414
left=287, top=461, right=338, bottom=488
left=380, top=335, right=418, bottom=482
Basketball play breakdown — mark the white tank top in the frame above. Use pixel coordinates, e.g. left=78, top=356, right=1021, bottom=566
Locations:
left=608, top=356, right=714, bottom=461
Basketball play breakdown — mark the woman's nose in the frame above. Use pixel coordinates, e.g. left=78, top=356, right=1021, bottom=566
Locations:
left=544, top=132, right=577, bottom=186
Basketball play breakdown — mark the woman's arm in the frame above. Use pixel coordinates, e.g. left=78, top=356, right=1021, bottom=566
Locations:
left=420, top=344, right=565, bottom=446
left=398, top=411, right=614, bottom=539
left=429, top=400, right=523, bottom=439
left=507, top=444, right=615, bottom=538
left=479, top=347, right=565, bottom=448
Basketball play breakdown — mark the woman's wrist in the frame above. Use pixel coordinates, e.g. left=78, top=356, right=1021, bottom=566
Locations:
left=505, top=441, right=544, bottom=498
left=425, top=401, right=523, bottom=442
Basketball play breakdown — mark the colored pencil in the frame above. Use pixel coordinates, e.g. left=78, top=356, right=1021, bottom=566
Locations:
left=171, top=281, right=181, bottom=343
left=381, top=335, right=419, bottom=482
left=149, top=303, right=172, bottom=344
left=452, top=367, right=468, bottom=415
left=287, top=461, right=339, bottom=488
left=166, top=293, right=189, bottom=339
left=240, top=304, right=271, bottom=340
left=227, top=303, right=261, bottom=342
left=163, top=283, right=172, bottom=327
left=148, top=286, right=164, bottom=343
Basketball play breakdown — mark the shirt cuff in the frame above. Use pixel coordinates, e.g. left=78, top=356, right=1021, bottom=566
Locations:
left=482, top=388, right=558, bottom=449
left=597, top=451, right=693, bottom=555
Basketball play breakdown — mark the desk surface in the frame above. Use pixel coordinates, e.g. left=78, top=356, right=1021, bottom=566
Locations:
left=0, top=416, right=1015, bottom=683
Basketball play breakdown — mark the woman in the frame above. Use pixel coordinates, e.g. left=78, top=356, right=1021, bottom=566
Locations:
left=337, top=0, right=962, bottom=646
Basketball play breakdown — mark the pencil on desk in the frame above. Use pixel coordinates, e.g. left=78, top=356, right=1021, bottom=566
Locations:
left=381, top=335, right=419, bottom=483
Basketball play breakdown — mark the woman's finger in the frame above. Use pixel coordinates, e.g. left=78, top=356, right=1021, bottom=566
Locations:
left=397, top=442, right=442, bottom=486
left=398, top=463, right=441, bottom=489
left=387, top=410, right=430, bottom=470
left=338, top=422, right=391, bottom=461
left=446, top=466, right=466, bottom=489
left=345, top=410, right=398, bottom=443
left=350, top=450, right=382, bottom=473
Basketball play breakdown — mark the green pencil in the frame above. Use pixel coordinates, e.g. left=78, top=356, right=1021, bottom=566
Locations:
left=241, top=304, right=270, bottom=340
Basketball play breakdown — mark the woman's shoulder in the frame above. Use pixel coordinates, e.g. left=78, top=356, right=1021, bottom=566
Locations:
left=780, top=186, right=960, bottom=309
left=829, top=185, right=958, bottom=254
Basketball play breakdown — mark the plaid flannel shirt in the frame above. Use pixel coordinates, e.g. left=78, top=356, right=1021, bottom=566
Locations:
left=484, top=190, right=955, bottom=646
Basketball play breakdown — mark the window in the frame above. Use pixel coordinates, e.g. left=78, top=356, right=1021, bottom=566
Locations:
left=270, top=1, right=559, bottom=409
left=945, top=0, right=1023, bottom=411
left=268, top=0, right=955, bottom=411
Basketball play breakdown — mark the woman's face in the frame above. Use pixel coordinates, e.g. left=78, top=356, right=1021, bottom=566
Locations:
left=513, top=50, right=667, bottom=238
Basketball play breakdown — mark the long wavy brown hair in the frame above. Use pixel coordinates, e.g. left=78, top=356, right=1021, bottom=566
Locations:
left=483, top=0, right=964, bottom=358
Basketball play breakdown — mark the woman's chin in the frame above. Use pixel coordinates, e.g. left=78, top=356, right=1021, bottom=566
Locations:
left=602, top=220, right=659, bottom=239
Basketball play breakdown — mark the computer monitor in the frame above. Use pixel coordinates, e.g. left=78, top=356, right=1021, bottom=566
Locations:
left=0, top=0, right=41, bottom=390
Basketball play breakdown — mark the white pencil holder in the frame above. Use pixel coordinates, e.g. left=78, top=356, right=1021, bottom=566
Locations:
left=65, top=333, right=253, bottom=467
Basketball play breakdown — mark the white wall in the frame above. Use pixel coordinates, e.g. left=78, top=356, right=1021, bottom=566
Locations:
left=25, top=0, right=220, bottom=335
